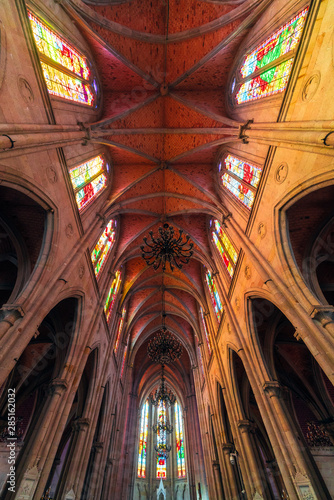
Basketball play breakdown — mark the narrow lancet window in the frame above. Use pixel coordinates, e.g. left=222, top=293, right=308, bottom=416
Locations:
left=114, top=306, right=126, bottom=352
left=156, top=401, right=167, bottom=479
left=205, top=270, right=223, bottom=323
left=175, top=402, right=186, bottom=478
left=69, top=155, right=107, bottom=211
left=212, top=220, right=239, bottom=277
left=200, top=307, right=211, bottom=354
left=104, top=271, right=121, bottom=323
left=137, top=400, right=149, bottom=478
left=91, top=220, right=116, bottom=278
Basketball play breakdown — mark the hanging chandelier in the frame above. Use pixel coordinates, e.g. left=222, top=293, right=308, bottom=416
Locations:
left=150, top=365, right=176, bottom=407
left=147, top=325, right=182, bottom=365
left=141, top=223, right=193, bottom=272
left=155, top=441, right=171, bottom=460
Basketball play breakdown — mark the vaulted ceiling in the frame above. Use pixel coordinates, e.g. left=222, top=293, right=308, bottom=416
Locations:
left=64, top=0, right=267, bottom=398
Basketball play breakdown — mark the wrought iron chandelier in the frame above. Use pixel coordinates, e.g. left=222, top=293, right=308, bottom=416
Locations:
left=153, top=419, right=173, bottom=434
left=150, top=365, right=176, bottom=407
left=147, top=325, right=182, bottom=365
left=155, top=441, right=171, bottom=460
left=141, top=223, right=193, bottom=272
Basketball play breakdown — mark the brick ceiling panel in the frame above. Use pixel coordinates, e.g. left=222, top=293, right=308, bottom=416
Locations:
left=116, top=214, right=158, bottom=257
left=106, top=146, right=154, bottom=165
left=115, top=170, right=163, bottom=203
left=118, top=196, right=164, bottom=215
left=170, top=163, right=218, bottom=201
left=108, top=97, right=164, bottom=129
left=164, top=95, right=223, bottom=128
left=165, top=196, right=210, bottom=215
left=88, top=0, right=166, bottom=35
left=165, top=169, right=215, bottom=204
left=168, top=0, right=231, bottom=33
left=105, top=134, right=163, bottom=161
left=110, top=164, right=158, bottom=201
left=164, top=133, right=224, bottom=161
left=102, top=90, right=158, bottom=123
left=172, top=89, right=227, bottom=121
left=172, top=214, right=211, bottom=254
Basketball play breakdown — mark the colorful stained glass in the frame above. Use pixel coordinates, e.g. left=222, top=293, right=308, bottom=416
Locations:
left=28, top=11, right=95, bottom=106
left=200, top=307, right=211, bottom=354
left=114, top=307, right=126, bottom=352
left=224, top=154, right=261, bottom=189
left=156, top=401, right=167, bottom=479
left=212, top=220, right=238, bottom=278
left=205, top=270, right=223, bottom=323
left=104, top=271, right=121, bottom=323
left=70, top=155, right=107, bottom=211
left=138, top=400, right=149, bottom=478
left=236, top=8, right=308, bottom=104
left=240, top=8, right=308, bottom=78
left=175, top=402, right=186, bottom=478
left=197, top=341, right=205, bottom=381
left=41, top=62, right=94, bottom=105
left=91, top=220, right=116, bottom=278
left=121, top=343, right=128, bottom=379
left=236, top=59, right=294, bottom=104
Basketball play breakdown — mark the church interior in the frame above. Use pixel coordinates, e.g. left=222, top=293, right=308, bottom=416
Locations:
left=0, top=0, right=334, bottom=499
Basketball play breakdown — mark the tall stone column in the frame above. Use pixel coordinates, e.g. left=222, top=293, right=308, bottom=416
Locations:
left=101, top=458, right=113, bottom=500
left=221, top=443, right=241, bottom=499
left=14, top=379, right=68, bottom=500
left=56, top=417, right=91, bottom=500
left=262, top=381, right=329, bottom=499
left=237, top=419, right=271, bottom=500
left=84, top=442, right=104, bottom=499
left=212, top=460, right=224, bottom=499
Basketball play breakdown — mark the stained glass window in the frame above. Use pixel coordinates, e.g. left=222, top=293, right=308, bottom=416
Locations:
left=212, top=220, right=238, bottom=278
left=91, top=220, right=116, bottom=278
left=114, top=306, right=126, bottom=352
left=205, top=270, right=223, bottom=323
left=121, top=343, right=128, bottom=379
left=196, top=339, right=205, bottom=382
left=137, top=400, right=149, bottom=478
left=156, top=401, right=167, bottom=479
left=69, top=155, right=107, bottom=211
left=28, top=11, right=95, bottom=106
left=235, top=8, right=308, bottom=104
left=200, top=307, right=211, bottom=354
left=104, top=271, right=121, bottom=323
left=175, top=402, right=186, bottom=478
left=221, top=154, right=262, bottom=209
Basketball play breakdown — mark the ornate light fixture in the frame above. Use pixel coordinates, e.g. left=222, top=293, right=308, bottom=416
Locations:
left=150, top=365, right=176, bottom=407
left=141, top=223, right=193, bottom=272
left=155, top=441, right=171, bottom=459
left=147, top=325, right=182, bottom=365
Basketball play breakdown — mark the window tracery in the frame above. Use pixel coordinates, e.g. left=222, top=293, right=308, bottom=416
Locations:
left=114, top=306, right=126, bottom=353
left=200, top=307, right=211, bottom=354
left=28, top=11, right=96, bottom=106
left=175, top=402, right=186, bottom=478
left=233, top=8, right=309, bottom=104
left=156, top=401, right=167, bottom=479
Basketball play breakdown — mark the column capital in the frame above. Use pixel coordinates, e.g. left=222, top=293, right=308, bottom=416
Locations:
left=212, top=459, right=220, bottom=469
left=310, top=305, right=334, bottom=327
left=47, top=378, right=68, bottom=396
left=237, top=419, right=257, bottom=433
left=262, top=381, right=283, bottom=398
left=222, top=442, right=234, bottom=452
left=93, top=441, right=104, bottom=453
left=0, top=304, right=25, bottom=324
left=72, top=417, right=90, bottom=431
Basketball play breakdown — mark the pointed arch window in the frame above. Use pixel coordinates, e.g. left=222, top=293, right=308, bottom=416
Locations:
left=200, top=307, right=211, bottom=354
left=205, top=270, right=223, bottom=323
left=28, top=11, right=96, bottom=106
left=104, top=271, right=121, bottom=323
left=175, top=402, right=186, bottom=478
left=114, top=306, right=126, bottom=353
left=219, top=154, right=262, bottom=210
left=69, top=155, right=108, bottom=211
left=137, top=400, right=149, bottom=478
left=91, top=220, right=116, bottom=278
left=234, top=8, right=308, bottom=104
left=212, top=220, right=239, bottom=277
left=156, top=401, right=167, bottom=479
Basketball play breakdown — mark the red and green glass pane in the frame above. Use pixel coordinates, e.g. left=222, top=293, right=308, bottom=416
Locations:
left=222, top=172, right=255, bottom=209
left=156, top=401, right=167, bottom=479
left=40, top=62, right=94, bottom=105
left=114, top=306, right=126, bottom=352
left=91, top=220, right=116, bottom=278
left=175, top=402, right=186, bottom=478
left=70, top=155, right=107, bottom=211
left=236, top=58, right=294, bottom=104
left=240, top=8, right=308, bottom=78
left=104, top=271, right=121, bottom=323
left=138, top=400, right=149, bottom=478
left=224, top=154, right=261, bottom=189
left=205, top=270, right=223, bottom=323
left=121, top=343, right=128, bottom=379
left=28, top=12, right=91, bottom=79
left=200, top=307, right=211, bottom=354
left=213, top=220, right=238, bottom=278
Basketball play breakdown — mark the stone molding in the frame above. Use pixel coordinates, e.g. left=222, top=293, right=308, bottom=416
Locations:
left=47, top=378, right=68, bottom=396
left=72, top=417, right=90, bottom=432
left=262, top=381, right=283, bottom=398
left=237, top=419, right=257, bottom=433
